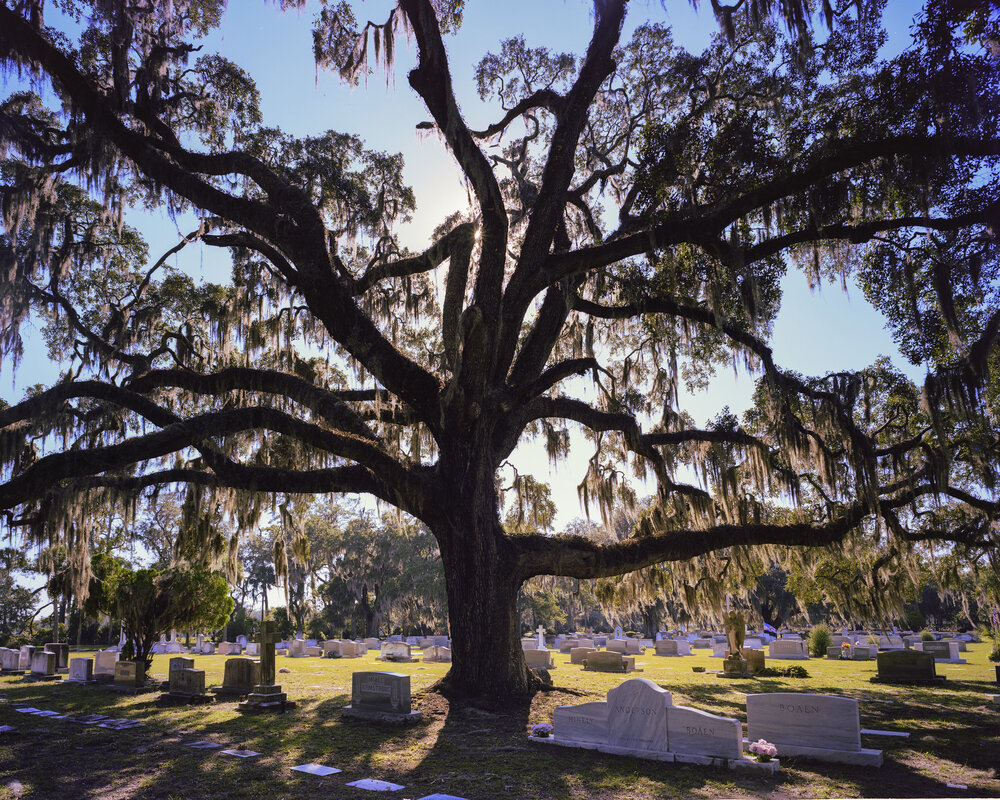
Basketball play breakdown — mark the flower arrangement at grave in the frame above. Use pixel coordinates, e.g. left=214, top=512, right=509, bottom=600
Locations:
left=530, top=722, right=553, bottom=738
left=748, top=739, right=778, bottom=762
left=840, top=642, right=851, bottom=659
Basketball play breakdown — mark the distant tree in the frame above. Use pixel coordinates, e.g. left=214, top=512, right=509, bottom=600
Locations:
left=0, top=547, right=36, bottom=645
left=0, top=0, right=998, bottom=700
left=85, top=554, right=234, bottom=670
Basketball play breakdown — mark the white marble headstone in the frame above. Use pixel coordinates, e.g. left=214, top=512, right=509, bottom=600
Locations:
left=666, top=706, right=742, bottom=758
left=606, top=678, right=672, bottom=753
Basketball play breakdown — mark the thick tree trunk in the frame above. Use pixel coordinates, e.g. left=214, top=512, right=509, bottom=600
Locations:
left=433, top=498, right=535, bottom=700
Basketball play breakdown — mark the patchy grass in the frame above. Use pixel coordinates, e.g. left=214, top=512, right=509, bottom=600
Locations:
left=1, top=643, right=998, bottom=798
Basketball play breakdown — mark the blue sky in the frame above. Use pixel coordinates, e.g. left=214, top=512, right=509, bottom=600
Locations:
left=1, top=0, right=929, bottom=531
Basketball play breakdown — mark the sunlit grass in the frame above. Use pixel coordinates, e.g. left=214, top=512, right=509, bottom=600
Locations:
left=1, top=643, right=997, bottom=798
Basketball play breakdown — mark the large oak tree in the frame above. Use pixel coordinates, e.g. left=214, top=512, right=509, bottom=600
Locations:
left=0, top=0, right=998, bottom=698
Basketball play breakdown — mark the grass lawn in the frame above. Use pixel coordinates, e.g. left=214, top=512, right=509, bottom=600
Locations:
left=1, top=643, right=998, bottom=799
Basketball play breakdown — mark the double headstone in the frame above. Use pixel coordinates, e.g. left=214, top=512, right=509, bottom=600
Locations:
left=164, top=656, right=210, bottom=703
left=422, top=645, right=451, bottom=663
left=524, top=649, right=555, bottom=670
left=379, top=641, right=415, bottom=662
left=584, top=651, right=637, bottom=673
left=342, top=671, right=422, bottom=723
left=872, top=650, right=943, bottom=684
left=916, top=640, right=966, bottom=663
left=767, top=639, right=809, bottom=660
left=215, top=657, right=260, bottom=697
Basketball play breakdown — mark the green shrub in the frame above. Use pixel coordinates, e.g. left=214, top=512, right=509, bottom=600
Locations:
left=808, top=624, right=832, bottom=657
left=756, top=665, right=810, bottom=678
left=920, top=629, right=935, bottom=642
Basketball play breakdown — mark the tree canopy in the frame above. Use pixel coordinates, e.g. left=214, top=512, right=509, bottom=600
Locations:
left=0, top=0, right=998, bottom=698
left=82, top=554, right=233, bottom=668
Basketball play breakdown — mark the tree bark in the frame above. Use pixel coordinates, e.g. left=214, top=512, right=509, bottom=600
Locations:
left=433, top=498, right=535, bottom=700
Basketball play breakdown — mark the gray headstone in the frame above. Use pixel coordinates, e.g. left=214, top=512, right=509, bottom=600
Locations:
left=747, top=692, right=861, bottom=751
left=553, top=701, right=609, bottom=745
left=606, top=678, right=672, bottom=753
left=666, top=706, right=742, bottom=758
left=68, top=657, right=93, bottom=682
left=351, top=671, right=412, bottom=715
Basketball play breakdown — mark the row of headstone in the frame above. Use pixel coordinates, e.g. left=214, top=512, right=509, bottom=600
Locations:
left=541, top=678, right=882, bottom=768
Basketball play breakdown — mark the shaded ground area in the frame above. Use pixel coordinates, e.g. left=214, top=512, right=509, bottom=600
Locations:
left=1, top=646, right=998, bottom=799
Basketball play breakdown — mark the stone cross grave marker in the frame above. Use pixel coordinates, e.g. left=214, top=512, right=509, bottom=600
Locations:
left=259, top=620, right=277, bottom=685
left=537, top=625, right=546, bottom=650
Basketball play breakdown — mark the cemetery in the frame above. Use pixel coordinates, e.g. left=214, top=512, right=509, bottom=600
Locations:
left=0, top=0, right=999, bottom=798
left=2, top=635, right=1000, bottom=798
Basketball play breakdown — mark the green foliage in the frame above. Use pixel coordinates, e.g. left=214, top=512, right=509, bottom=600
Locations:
left=0, top=549, right=36, bottom=646
left=87, top=555, right=234, bottom=669
left=756, top=665, right=810, bottom=678
left=808, top=624, right=832, bottom=657
left=920, top=629, right=936, bottom=641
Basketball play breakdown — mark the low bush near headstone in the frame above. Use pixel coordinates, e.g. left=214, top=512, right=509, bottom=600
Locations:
left=755, top=665, right=810, bottom=678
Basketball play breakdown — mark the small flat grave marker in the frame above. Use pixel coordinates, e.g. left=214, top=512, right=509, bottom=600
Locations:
left=0, top=725, right=15, bottom=733
left=347, top=778, right=405, bottom=791
left=416, top=795, right=472, bottom=800
left=291, top=763, right=342, bottom=776
left=15, top=707, right=41, bottom=714
left=221, top=749, right=262, bottom=758
left=34, top=710, right=60, bottom=717
left=185, top=741, right=222, bottom=749
left=861, top=729, right=910, bottom=738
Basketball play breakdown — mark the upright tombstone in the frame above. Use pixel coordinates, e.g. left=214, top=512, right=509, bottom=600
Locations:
left=67, top=657, right=94, bottom=683
left=44, top=643, right=70, bottom=672
left=18, top=645, right=35, bottom=671
left=160, top=655, right=212, bottom=704
left=0, top=647, right=21, bottom=672
left=570, top=647, right=597, bottom=665
left=916, top=640, right=966, bottom=664
left=422, top=645, right=452, bottom=663
left=287, top=639, right=307, bottom=658
left=238, top=620, right=296, bottom=713
left=746, top=693, right=882, bottom=766
left=214, top=657, right=260, bottom=698
left=28, top=650, right=59, bottom=681
left=767, top=639, right=809, bottom=660
left=584, top=651, right=638, bottom=673
left=365, top=638, right=381, bottom=651
left=655, top=640, right=679, bottom=656
left=524, top=649, right=555, bottom=670
left=740, top=648, right=766, bottom=674
left=606, top=679, right=672, bottom=753
left=342, top=671, right=422, bottom=724
left=378, top=641, right=416, bottom=663
left=93, top=650, right=119, bottom=682
left=872, top=650, right=944, bottom=684
left=113, top=660, right=146, bottom=689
